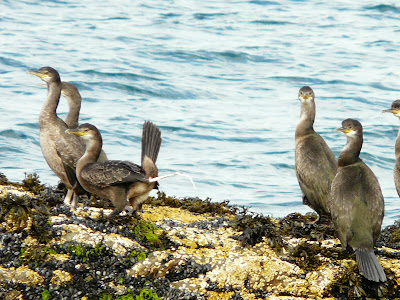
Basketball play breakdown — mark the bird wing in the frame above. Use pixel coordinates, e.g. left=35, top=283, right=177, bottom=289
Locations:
left=394, top=162, right=400, bottom=197
left=80, top=160, right=148, bottom=188
left=329, top=162, right=384, bottom=248
left=295, top=133, right=337, bottom=215
left=361, top=163, right=385, bottom=243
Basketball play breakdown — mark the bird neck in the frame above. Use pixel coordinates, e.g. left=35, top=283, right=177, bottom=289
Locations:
left=65, top=98, right=81, bottom=128
left=338, top=135, right=363, bottom=167
left=296, top=100, right=316, bottom=138
left=77, top=138, right=102, bottom=173
left=40, top=81, right=62, bottom=123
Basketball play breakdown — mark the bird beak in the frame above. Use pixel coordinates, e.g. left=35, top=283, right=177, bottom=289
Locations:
left=298, top=94, right=311, bottom=102
left=66, top=129, right=86, bottom=136
left=27, top=70, right=45, bottom=79
left=335, top=127, right=345, bottom=132
left=335, top=127, right=352, bottom=134
left=382, top=108, right=397, bottom=114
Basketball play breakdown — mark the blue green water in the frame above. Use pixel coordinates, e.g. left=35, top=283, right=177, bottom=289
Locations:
left=1, top=1, right=400, bottom=227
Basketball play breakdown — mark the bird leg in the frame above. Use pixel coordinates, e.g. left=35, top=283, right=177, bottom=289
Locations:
left=149, top=172, right=196, bottom=188
left=71, top=192, right=78, bottom=209
left=107, top=208, right=123, bottom=219
left=64, top=189, right=74, bottom=206
left=125, top=206, right=141, bottom=219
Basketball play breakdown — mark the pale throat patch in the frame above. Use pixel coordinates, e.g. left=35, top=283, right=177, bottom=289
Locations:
left=299, top=96, right=312, bottom=103
left=344, top=130, right=357, bottom=138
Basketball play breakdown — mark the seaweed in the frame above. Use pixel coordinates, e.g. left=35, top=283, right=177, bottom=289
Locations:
left=229, top=210, right=283, bottom=249
left=22, top=173, right=45, bottom=193
left=329, top=261, right=399, bottom=299
left=164, top=258, right=211, bottom=282
left=287, top=240, right=345, bottom=272
left=377, top=220, right=400, bottom=250
left=19, top=244, right=49, bottom=267
left=279, top=212, right=336, bottom=241
left=99, top=288, right=162, bottom=300
left=126, top=218, right=172, bottom=250
left=149, top=191, right=236, bottom=216
left=67, top=242, right=111, bottom=263
left=0, top=172, right=8, bottom=185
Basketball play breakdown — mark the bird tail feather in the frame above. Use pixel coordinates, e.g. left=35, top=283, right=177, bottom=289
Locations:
left=141, top=121, right=162, bottom=164
left=355, top=249, right=386, bottom=282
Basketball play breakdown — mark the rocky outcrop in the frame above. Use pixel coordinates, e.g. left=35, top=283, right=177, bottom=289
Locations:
left=0, top=173, right=399, bottom=299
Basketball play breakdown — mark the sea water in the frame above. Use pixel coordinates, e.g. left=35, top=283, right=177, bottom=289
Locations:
left=1, top=0, right=400, bottom=227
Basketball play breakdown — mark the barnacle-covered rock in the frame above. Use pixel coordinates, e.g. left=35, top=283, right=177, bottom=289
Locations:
left=50, top=221, right=146, bottom=256
left=0, top=175, right=399, bottom=299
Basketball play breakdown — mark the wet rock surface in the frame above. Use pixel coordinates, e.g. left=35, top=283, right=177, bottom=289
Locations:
left=0, top=173, right=399, bottom=299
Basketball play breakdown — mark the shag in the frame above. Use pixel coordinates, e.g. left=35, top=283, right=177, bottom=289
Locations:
left=66, top=121, right=162, bottom=218
left=61, top=82, right=107, bottom=162
left=329, top=119, right=386, bottom=282
left=295, top=86, right=337, bottom=220
left=382, top=100, right=400, bottom=197
left=28, top=67, right=99, bottom=208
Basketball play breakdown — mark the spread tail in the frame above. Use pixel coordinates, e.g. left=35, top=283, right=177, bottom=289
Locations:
left=141, top=121, right=162, bottom=164
left=355, top=249, right=386, bottom=282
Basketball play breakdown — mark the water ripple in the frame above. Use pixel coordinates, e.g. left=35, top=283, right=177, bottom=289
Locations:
left=1, top=0, right=400, bottom=227
left=364, top=5, right=400, bottom=13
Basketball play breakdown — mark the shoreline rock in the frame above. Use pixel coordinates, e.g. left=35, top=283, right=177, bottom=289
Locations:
left=0, top=173, right=399, bottom=299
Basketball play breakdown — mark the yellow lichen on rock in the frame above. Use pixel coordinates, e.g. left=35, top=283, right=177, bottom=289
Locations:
left=0, top=185, right=35, bottom=198
left=48, top=253, right=70, bottom=262
left=142, top=204, right=216, bottom=224
left=108, top=281, right=128, bottom=295
left=0, top=265, right=43, bottom=285
left=205, top=291, right=237, bottom=300
left=50, top=269, right=73, bottom=285
left=381, top=258, right=400, bottom=284
left=306, top=265, right=342, bottom=297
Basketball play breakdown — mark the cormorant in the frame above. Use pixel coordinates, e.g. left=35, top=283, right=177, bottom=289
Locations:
left=27, top=67, right=103, bottom=208
left=295, top=86, right=337, bottom=220
left=66, top=121, right=162, bottom=218
left=382, top=100, right=400, bottom=197
left=329, top=118, right=386, bottom=282
left=61, top=81, right=107, bottom=162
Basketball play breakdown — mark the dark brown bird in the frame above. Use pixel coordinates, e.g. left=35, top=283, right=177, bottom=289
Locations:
left=329, top=118, right=386, bottom=282
left=28, top=67, right=107, bottom=208
left=27, top=67, right=87, bottom=207
left=382, top=99, right=400, bottom=197
left=295, top=86, right=337, bottom=221
left=61, top=81, right=107, bottom=162
left=66, top=121, right=161, bottom=218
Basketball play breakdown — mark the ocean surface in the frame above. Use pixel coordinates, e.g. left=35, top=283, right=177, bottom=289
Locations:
left=1, top=0, right=400, bottom=227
